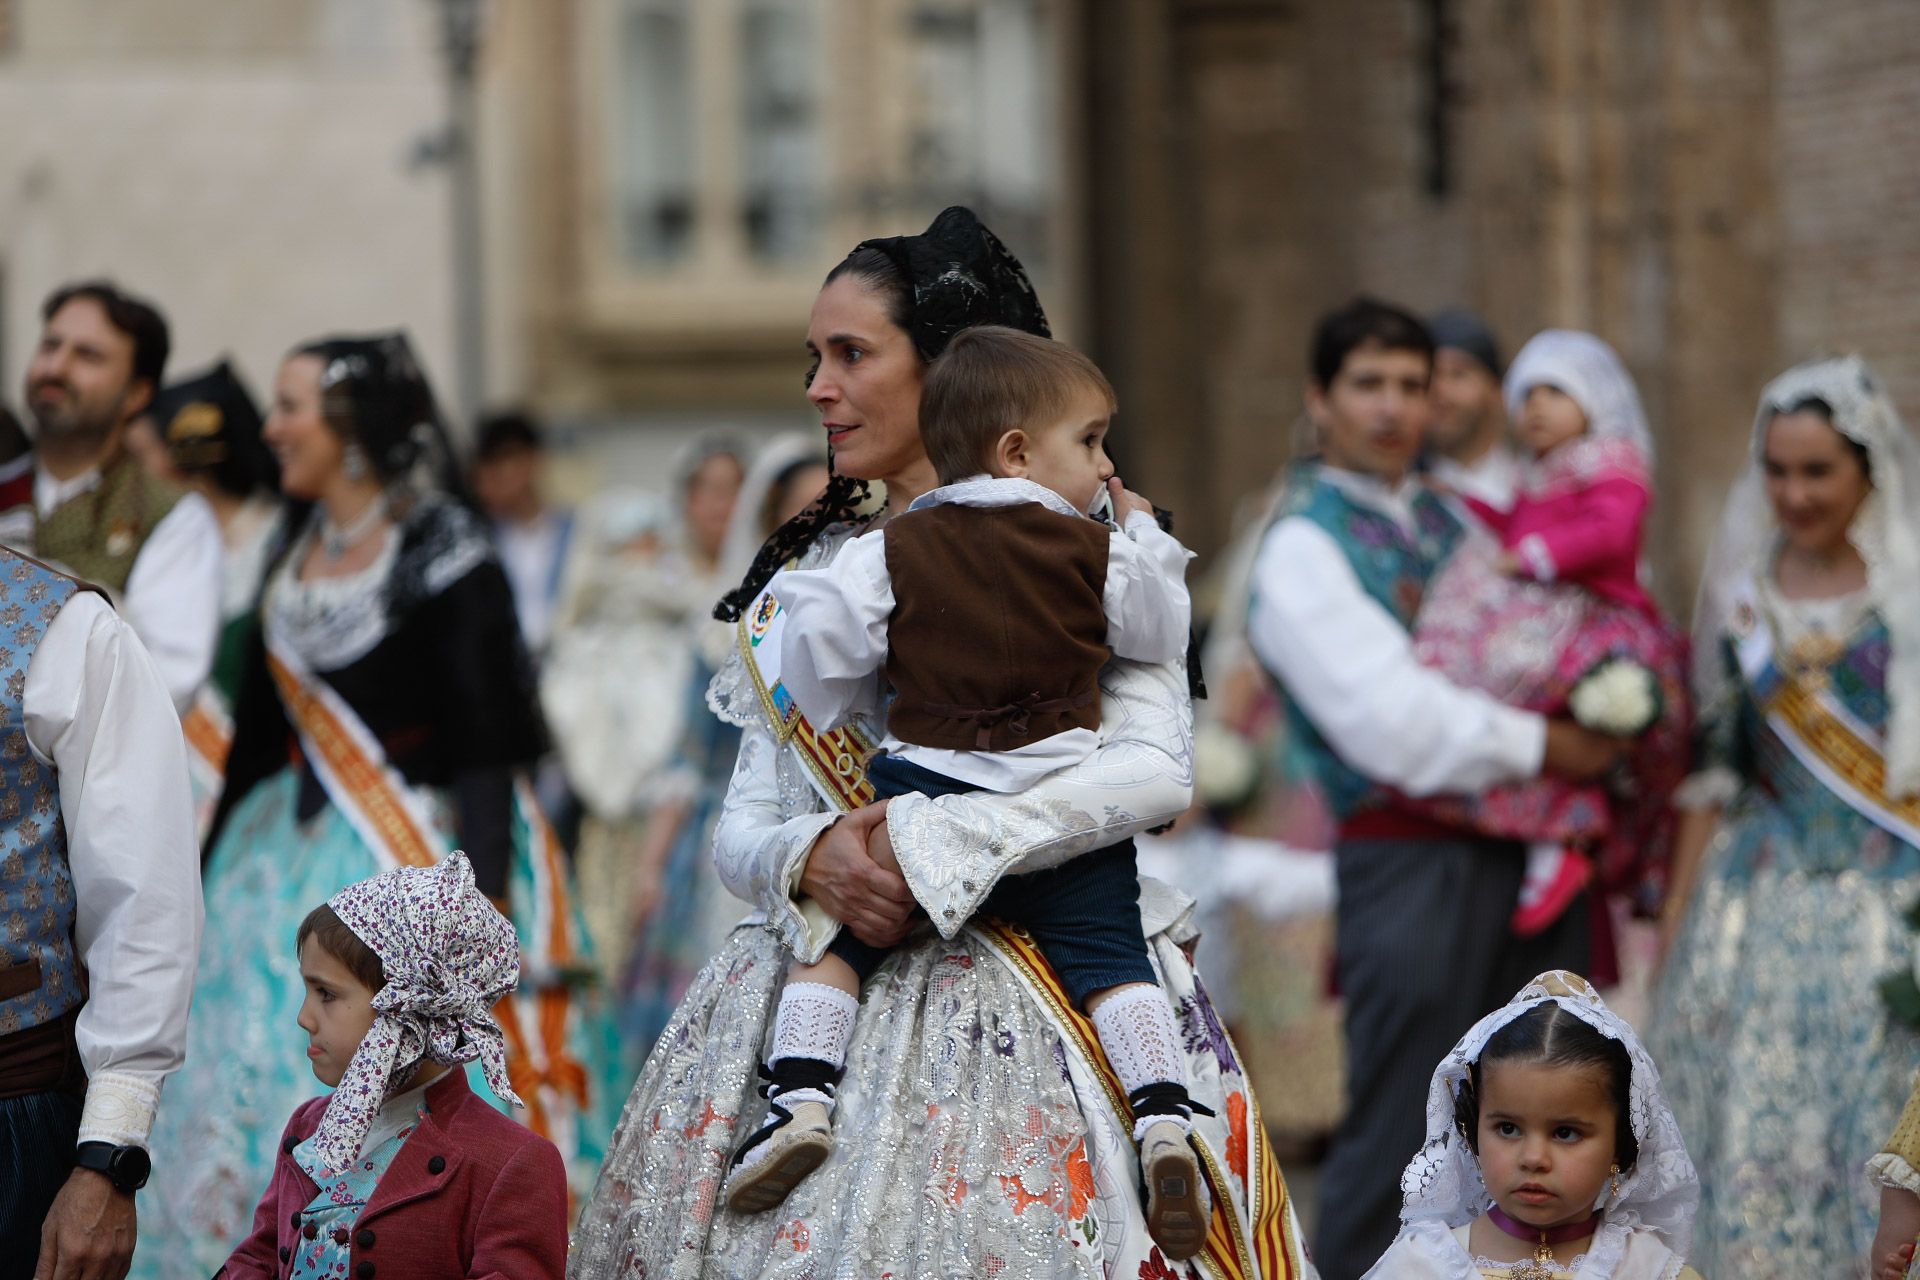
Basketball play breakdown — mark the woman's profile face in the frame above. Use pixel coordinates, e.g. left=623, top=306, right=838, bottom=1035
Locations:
left=263, top=354, right=347, bottom=501
left=1762, top=408, right=1871, bottom=558
left=804, top=275, right=926, bottom=483
left=682, top=452, right=743, bottom=562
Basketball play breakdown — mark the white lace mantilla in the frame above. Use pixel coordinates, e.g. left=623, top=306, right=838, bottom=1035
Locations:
left=1366, top=972, right=1699, bottom=1280
left=262, top=522, right=400, bottom=671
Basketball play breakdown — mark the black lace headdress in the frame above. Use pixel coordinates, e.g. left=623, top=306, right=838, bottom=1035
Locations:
left=298, top=331, right=469, bottom=504
left=714, top=206, right=1051, bottom=622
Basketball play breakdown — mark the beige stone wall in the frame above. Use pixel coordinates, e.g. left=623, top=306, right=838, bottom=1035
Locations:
left=0, top=2, right=465, bottom=420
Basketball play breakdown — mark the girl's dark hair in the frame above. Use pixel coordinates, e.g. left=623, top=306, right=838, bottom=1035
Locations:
left=1780, top=395, right=1872, bottom=478
left=296, top=904, right=386, bottom=993
left=1452, top=1002, right=1638, bottom=1171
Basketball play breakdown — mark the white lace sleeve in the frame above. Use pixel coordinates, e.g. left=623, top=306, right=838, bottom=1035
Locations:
left=887, top=654, right=1194, bottom=936
left=709, top=713, right=842, bottom=963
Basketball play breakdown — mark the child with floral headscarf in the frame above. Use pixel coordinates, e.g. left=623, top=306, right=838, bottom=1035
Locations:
left=216, top=852, right=566, bottom=1280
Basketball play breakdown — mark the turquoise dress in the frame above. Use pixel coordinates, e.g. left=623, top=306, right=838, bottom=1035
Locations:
left=1652, top=581, right=1920, bottom=1276
left=132, top=501, right=619, bottom=1280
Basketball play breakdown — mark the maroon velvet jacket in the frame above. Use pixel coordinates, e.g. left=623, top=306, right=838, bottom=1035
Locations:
left=215, top=1069, right=567, bottom=1280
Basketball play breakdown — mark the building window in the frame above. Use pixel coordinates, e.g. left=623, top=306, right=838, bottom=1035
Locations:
left=739, top=0, right=822, bottom=263
left=903, top=0, right=1056, bottom=271
left=616, top=0, right=696, bottom=265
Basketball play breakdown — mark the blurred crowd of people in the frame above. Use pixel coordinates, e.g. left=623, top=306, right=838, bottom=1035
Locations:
left=8, top=214, right=1920, bottom=1279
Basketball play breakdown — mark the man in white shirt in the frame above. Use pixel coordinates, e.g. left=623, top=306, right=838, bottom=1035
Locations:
left=471, top=411, right=574, bottom=658
left=14, top=282, right=222, bottom=713
left=1424, top=306, right=1517, bottom=510
left=0, top=552, right=201, bottom=1279
left=1247, top=298, right=1622, bottom=1279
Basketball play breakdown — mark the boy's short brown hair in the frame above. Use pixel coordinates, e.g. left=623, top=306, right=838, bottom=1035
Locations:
left=920, top=326, right=1118, bottom=486
left=296, top=903, right=387, bottom=992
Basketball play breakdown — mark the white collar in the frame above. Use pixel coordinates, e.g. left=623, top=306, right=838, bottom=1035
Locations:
left=906, top=474, right=1088, bottom=521
left=34, top=463, right=103, bottom=518
left=1314, top=464, right=1426, bottom=532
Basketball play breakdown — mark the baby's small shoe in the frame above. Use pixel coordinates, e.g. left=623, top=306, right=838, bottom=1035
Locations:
left=1139, top=1119, right=1210, bottom=1261
left=725, top=1096, right=835, bottom=1213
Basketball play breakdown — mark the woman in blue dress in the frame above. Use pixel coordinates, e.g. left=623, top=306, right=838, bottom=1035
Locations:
left=135, top=334, right=608, bottom=1278
left=1652, top=355, right=1920, bottom=1276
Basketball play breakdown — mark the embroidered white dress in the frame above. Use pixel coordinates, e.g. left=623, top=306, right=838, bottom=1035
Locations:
left=568, top=521, right=1313, bottom=1280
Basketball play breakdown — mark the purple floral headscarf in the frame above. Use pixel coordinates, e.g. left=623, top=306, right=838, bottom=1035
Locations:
left=310, top=851, right=523, bottom=1174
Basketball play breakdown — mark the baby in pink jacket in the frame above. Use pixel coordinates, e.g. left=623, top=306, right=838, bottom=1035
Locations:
left=1412, top=330, right=1689, bottom=937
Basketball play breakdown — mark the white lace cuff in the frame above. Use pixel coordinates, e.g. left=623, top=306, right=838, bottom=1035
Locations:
left=1869, top=1152, right=1920, bottom=1195
left=775, top=811, right=845, bottom=963
left=1673, top=766, right=1740, bottom=811
left=79, top=1069, right=162, bottom=1148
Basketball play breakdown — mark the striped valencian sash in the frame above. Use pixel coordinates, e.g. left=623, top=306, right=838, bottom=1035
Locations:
left=977, top=921, right=1306, bottom=1280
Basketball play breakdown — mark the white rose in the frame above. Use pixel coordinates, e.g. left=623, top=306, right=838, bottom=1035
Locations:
left=1569, top=659, right=1659, bottom=737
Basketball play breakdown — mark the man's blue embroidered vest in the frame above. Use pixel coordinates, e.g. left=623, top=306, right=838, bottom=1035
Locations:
left=0, top=556, right=80, bottom=1036
left=1267, top=465, right=1463, bottom=818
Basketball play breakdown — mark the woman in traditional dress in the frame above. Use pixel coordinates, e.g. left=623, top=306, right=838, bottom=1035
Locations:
left=546, top=437, right=746, bottom=990
left=615, top=433, right=829, bottom=1067
left=1651, top=355, right=1920, bottom=1275
left=134, top=334, right=605, bottom=1279
left=568, top=207, right=1310, bottom=1279
left=134, top=361, right=287, bottom=834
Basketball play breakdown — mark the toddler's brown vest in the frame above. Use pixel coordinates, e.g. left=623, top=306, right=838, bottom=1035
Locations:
left=882, top=501, right=1111, bottom=752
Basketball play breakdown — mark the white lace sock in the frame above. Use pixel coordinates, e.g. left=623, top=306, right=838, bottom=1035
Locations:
left=1091, top=984, right=1194, bottom=1140
left=768, top=981, right=860, bottom=1110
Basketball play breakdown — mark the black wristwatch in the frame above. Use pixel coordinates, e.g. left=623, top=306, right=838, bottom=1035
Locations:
left=74, top=1142, right=151, bottom=1194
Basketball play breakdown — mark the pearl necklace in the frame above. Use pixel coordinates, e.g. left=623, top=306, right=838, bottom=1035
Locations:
left=319, top=496, right=388, bottom=561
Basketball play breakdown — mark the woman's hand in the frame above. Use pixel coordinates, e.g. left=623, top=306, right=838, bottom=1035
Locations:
left=798, top=801, right=916, bottom=947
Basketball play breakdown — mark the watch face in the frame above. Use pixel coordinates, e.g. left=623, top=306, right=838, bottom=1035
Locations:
left=112, top=1145, right=152, bottom=1191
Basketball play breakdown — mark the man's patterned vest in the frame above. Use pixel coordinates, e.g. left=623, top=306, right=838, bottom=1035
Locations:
left=0, top=555, right=81, bottom=1036
left=36, top=448, right=184, bottom=594
left=1265, top=464, right=1464, bottom=818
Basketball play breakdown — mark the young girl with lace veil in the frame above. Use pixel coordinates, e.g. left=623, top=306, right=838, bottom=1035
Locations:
left=1364, top=971, right=1701, bottom=1280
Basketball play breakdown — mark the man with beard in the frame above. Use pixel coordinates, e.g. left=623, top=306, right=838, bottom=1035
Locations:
left=14, top=281, right=221, bottom=712
left=1422, top=306, right=1516, bottom=508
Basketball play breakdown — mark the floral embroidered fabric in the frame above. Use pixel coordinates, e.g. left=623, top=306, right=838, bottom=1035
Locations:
left=311, top=851, right=522, bottom=1175
left=288, top=1089, right=426, bottom=1279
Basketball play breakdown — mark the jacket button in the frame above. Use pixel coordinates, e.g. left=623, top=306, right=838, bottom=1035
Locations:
left=333, top=1228, right=350, bottom=1245
left=356, top=1264, right=375, bottom=1279
left=281, top=1134, right=300, bottom=1155
left=302, top=1221, right=318, bottom=1240
left=278, top=1247, right=290, bottom=1262
left=289, top=1212, right=300, bottom=1228
left=427, top=1155, right=446, bottom=1174
left=357, top=1228, right=375, bottom=1249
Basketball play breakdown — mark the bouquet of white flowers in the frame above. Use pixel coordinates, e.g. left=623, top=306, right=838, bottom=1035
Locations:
left=1568, top=656, right=1662, bottom=738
